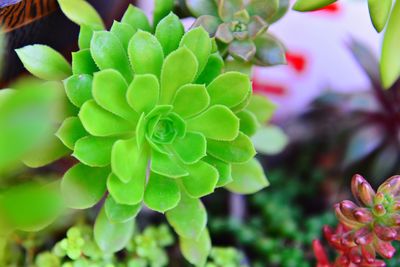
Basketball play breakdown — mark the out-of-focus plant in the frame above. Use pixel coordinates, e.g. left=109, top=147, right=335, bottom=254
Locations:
left=314, top=174, right=400, bottom=266
left=15, top=0, right=271, bottom=265
left=293, top=0, right=400, bottom=89
left=183, top=0, right=288, bottom=69
left=205, top=247, right=247, bottom=267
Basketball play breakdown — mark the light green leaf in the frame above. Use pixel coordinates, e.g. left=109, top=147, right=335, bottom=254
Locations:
left=154, top=0, right=175, bottom=27
left=78, top=26, right=93, bottom=50
left=180, top=27, right=212, bottom=76
left=94, top=206, right=134, bottom=253
left=144, top=172, right=181, bottom=213
left=16, top=45, right=71, bottom=80
left=172, top=84, right=210, bottom=119
left=172, top=132, right=206, bottom=164
left=160, top=47, right=198, bottom=104
left=56, top=117, right=87, bottom=149
left=72, top=49, right=98, bottom=75
left=368, top=0, right=392, bottom=32
left=196, top=53, right=224, bottom=85
left=185, top=0, right=218, bottom=17
left=79, top=100, right=133, bottom=136
left=203, top=156, right=232, bottom=187
left=292, top=0, right=337, bottom=12
left=155, top=13, right=185, bottom=56
left=246, top=94, right=276, bottom=124
left=121, top=5, right=151, bottom=32
left=107, top=173, right=145, bottom=205
left=90, top=31, right=132, bottom=82
left=187, top=105, right=239, bottom=141
left=252, top=125, right=288, bottom=155
left=381, top=0, right=400, bottom=89
left=58, top=0, right=104, bottom=30
left=127, top=74, right=160, bottom=114
left=181, top=161, right=218, bottom=198
left=92, top=69, right=137, bottom=122
left=73, top=136, right=116, bottom=167
left=237, top=109, right=259, bottom=136
left=207, top=132, right=256, bottom=163
left=180, top=229, right=211, bottom=267
left=104, top=195, right=141, bottom=223
left=61, top=163, right=108, bottom=209
left=166, top=191, right=207, bottom=239
left=151, top=149, right=189, bottom=178
left=111, top=137, right=148, bottom=184
left=207, top=72, right=251, bottom=108
left=110, top=21, right=136, bottom=50
left=64, top=74, right=93, bottom=108
left=226, top=158, right=269, bottom=194
left=128, top=30, right=164, bottom=78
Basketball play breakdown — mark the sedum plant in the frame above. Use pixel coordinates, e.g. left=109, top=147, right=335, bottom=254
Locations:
left=15, top=0, right=270, bottom=265
left=185, top=0, right=287, bottom=66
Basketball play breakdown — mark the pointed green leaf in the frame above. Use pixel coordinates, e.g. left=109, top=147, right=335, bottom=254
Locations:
left=203, top=156, right=232, bottom=187
left=166, top=192, right=207, bottom=239
left=16, top=45, right=71, bottom=80
left=154, top=0, right=175, bottom=27
left=207, top=72, right=251, bottom=108
left=246, top=94, right=276, bottom=124
left=56, top=117, right=87, bottom=149
left=110, top=21, right=136, bottom=50
left=104, top=195, right=141, bottom=223
left=180, top=229, right=211, bottom=266
left=237, top=109, right=259, bottom=136
left=78, top=26, right=93, bottom=50
left=172, top=132, right=207, bottom=164
left=292, top=0, right=337, bottom=12
left=128, top=31, right=164, bottom=78
left=180, top=27, right=212, bottom=75
left=64, top=74, right=93, bottom=108
left=247, top=0, right=279, bottom=21
left=252, top=125, right=288, bottom=155
left=58, top=0, right=104, bottom=30
left=192, top=15, right=221, bottom=36
left=90, top=31, right=132, bottom=81
left=121, top=5, right=151, bottom=32
left=155, top=13, right=185, bottom=56
left=127, top=74, right=160, bottom=114
left=226, top=158, right=269, bottom=194
left=160, top=47, right=198, bottom=104
left=107, top=173, right=145, bottom=205
left=111, top=137, right=148, bottom=184
left=72, top=49, right=98, bottom=75
left=144, top=172, right=181, bottom=213
left=61, top=163, right=108, bottom=209
left=207, top=132, right=256, bottom=163
left=79, top=100, right=133, bottom=136
left=181, top=161, right=218, bottom=198
left=187, top=105, right=239, bottom=141
left=172, top=84, right=210, bottom=119
left=253, top=33, right=286, bottom=66
left=381, top=0, right=400, bottom=89
left=92, top=69, right=137, bottom=122
left=185, top=0, right=218, bottom=17
left=151, top=149, right=189, bottom=178
left=196, top=53, right=224, bottom=85
left=368, top=0, right=392, bottom=32
left=94, top=206, right=134, bottom=253
left=73, top=136, right=116, bottom=167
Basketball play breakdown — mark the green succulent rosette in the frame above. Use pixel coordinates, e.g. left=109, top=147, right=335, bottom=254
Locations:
left=15, top=1, right=271, bottom=264
left=186, top=0, right=288, bottom=66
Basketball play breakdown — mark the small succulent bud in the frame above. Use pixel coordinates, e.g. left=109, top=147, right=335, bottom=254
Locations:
left=378, top=175, right=400, bottom=197
left=354, top=227, right=373, bottom=245
left=374, top=224, right=397, bottom=241
left=374, top=238, right=396, bottom=259
left=373, top=192, right=385, bottom=205
left=361, top=244, right=376, bottom=263
left=358, top=182, right=375, bottom=207
left=353, top=208, right=373, bottom=223
left=373, top=204, right=386, bottom=217
left=348, top=247, right=362, bottom=263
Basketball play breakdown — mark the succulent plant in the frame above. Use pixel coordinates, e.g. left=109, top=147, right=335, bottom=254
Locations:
left=314, top=174, right=400, bottom=266
left=15, top=1, right=270, bottom=265
left=185, top=0, right=287, bottom=66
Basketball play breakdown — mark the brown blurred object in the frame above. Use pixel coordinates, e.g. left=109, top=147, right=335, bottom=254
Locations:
left=0, top=0, right=136, bottom=86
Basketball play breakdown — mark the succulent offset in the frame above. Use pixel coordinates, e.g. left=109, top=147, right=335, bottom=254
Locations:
left=186, top=0, right=287, bottom=66
left=15, top=1, right=270, bottom=264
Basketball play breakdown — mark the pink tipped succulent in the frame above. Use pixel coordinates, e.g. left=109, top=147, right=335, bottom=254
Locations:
left=314, top=174, right=400, bottom=267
